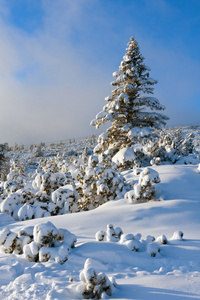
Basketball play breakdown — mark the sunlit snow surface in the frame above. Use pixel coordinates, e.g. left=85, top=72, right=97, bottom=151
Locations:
left=0, top=164, right=200, bottom=299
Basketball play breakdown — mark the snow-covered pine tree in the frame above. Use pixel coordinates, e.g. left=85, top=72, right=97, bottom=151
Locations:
left=91, top=36, right=169, bottom=158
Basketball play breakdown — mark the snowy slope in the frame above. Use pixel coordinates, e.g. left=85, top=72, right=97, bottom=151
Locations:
left=0, top=164, right=200, bottom=299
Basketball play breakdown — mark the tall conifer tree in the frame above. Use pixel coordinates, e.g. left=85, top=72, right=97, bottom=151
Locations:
left=91, top=37, right=169, bottom=155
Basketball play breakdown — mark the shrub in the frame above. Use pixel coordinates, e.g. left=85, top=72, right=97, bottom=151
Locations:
left=0, top=221, right=76, bottom=264
left=76, top=258, right=116, bottom=299
left=95, top=226, right=184, bottom=257
left=76, top=155, right=126, bottom=211
left=95, top=224, right=123, bottom=242
left=125, top=167, right=160, bottom=203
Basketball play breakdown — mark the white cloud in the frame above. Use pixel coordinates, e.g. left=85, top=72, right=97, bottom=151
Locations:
left=0, top=1, right=111, bottom=146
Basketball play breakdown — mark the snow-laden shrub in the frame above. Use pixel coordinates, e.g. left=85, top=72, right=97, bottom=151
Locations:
left=23, top=241, right=40, bottom=262
left=95, top=226, right=184, bottom=257
left=51, top=187, right=79, bottom=214
left=6, top=158, right=27, bottom=186
left=38, top=244, right=69, bottom=264
left=18, top=203, right=34, bottom=220
left=0, top=222, right=77, bottom=264
left=76, top=258, right=116, bottom=299
left=156, top=234, right=168, bottom=244
left=95, top=230, right=106, bottom=242
left=0, top=185, right=79, bottom=221
left=95, top=224, right=123, bottom=242
left=32, top=156, right=75, bottom=194
left=0, top=190, right=51, bottom=221
left=96, top=226, right=143, bottom=252
left=146, top=242, right=161, bottom=257
left=0, top=192, right=21, bottom=216
left=38, top=157, right=60, bottom=174
left=33, top=171, right=66, bottom=195
left=146, top=231, right=184, bottom=256
left=125, top=167, right=160, bottom=203
left=95, top=127, right=198, bottom=168
left=18, top=226, right=34, bottom=238
left=23, top=222, right=77, bottom=264
left=145, top=235, right=155, bottom=243
left=171, top=231, right=184, bottom=240
left=96, top=225, right=143, bottom=252
left=0, top=160, right=79, bottom=220
left=0, top=226, right=31, bottom=255
left=4, top=180, right=18, bottom=194
left=33, top=221, right=59, bottom=247
left=76, top=154, right=127, bottom=211
left=0, top=228, right=18, bottom=254
left=145, top=129, right=198, bottom=165
left=120, top=233, right=142, bottom=252
left=150, top=157, right=161, bottom=166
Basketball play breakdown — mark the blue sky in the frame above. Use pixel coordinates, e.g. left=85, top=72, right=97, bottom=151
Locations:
left=0, top=0, right=200, bottom=145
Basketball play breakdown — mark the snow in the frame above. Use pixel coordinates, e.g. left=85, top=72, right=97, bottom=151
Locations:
left=0, top=164, right=200, bottom=298
left=128, top=126, right=152, bottom=138
left=112, top=147, right=136, bottom=166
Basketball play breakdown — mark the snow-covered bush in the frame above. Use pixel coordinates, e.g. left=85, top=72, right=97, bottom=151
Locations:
left=76, top=258, right=116, bottom=299
left=0, top=186, right=79, bottom=221
left=32, top=156, right=75, bottom=193
left=150, top=157, right=161, bottom=166
left=146, top=242, right=161, bottom=257
left=171, top=231, right=184, bottom=240
left=0, top=155, right=79, bottom=220
left=95, top=224, right=123, bottom=242
left=146, top=231, right=184, bottom=256
left=120, top=233, right=142, bottom=252
left=6, top=159, right=27, bottom=187
left=145, top=235, right=155, bottom=243
left=51, top=187, right=79, bottom=214
left=27, top=222, right=76, bottom=263
left=33, top=221, right=59, bottom=247
left=0, top=228, right=18, bottom=254
left=4, top=180, right=19, bottom=194
left=76, top=154, right=127, bottom=211
left=0, top=190, right=52, bottom=221
left=0, top=222, right=77, bottom=264
left=125, top=167, right=160, bottom=203
left=145, top=128, right=198, bottom=165
left=0, top=226, right=32, bottom=255
left=95, top=225, right=184, bottom=258
left=0, top=192, right=21, bottom=216
left=96, top=226, right=143, bottom=252
left=156, top=234, right=168, bottom=244
left=18, top=226, right=34, bottom=238
left=32, top=170, right=66, bottom=195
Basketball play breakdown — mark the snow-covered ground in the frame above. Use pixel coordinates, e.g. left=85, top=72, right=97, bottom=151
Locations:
left=0, top=164, right=200, bottom=299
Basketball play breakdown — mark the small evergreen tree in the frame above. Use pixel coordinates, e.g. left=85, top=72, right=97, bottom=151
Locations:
left=0, top=144, right=9, bottom=181
left=91, top=36, right=168, bottom=156
left=76, top=154, right=126, bottom=211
